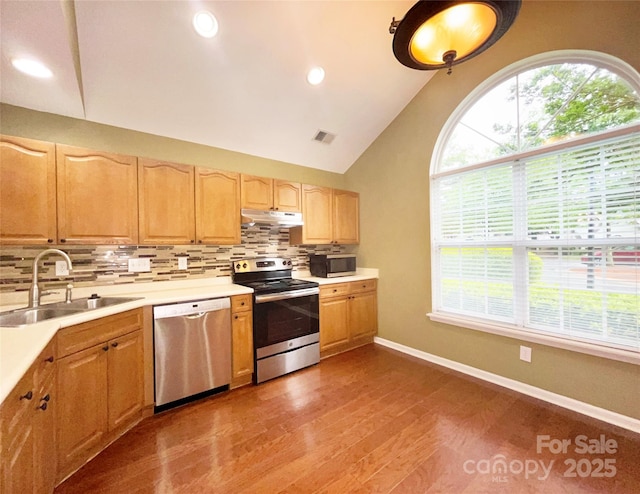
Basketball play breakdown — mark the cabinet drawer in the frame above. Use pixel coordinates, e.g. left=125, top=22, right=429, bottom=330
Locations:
left=349, top=279, right=377, bottom=293
left=320, top=283, right=351, bottom=299
left=57, top=309, right=143, bottom=358
left=231, top=294, right=252, bottom=312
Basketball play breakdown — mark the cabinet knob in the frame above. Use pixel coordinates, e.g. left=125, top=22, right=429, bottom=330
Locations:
left=191, top=239, right=195, bottom=244
left=333, top=289, right=337, bottom=293
left=198, top=239, right=203, bottom=244
left=38, top=402, right=48, bottom=411
left=241, top=301, right=245, bottom=306
left=47, top=238, right=54, bottom=243
left=45, top=356, right=54, bottom=363
left=41, top=394, right=51, bottom=402
left=111, top=342, right=119, bottom=348
left=60, top=238, right=67, bottom=243
left=102, top=345, right=109, bottom=351
left=20, top=390, right=33, bottom=401
left=234, top=315, right=239, bottom=320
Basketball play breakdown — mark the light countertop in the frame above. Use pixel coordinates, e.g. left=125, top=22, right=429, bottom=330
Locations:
left=0, top=269, right=378, bottom=405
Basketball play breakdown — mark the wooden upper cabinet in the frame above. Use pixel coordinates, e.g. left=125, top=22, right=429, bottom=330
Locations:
left=138, top=159, right=195, bottom=244
left=290, top=184, right=333, bottom=245
left=56, top=145, right=138, bottom=244
left=274, top=179, right=302, bottom=212
left=241, top=174, right=301, bottom=212
left=0, top=135, right=57, bottom=245
left=333, top=189, right=360, bottom=244
left=241, top=175, right=273, bottom=210
left=195, top=168, right=241, bottom=245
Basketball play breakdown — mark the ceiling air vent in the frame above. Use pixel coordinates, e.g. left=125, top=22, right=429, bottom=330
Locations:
left=312, top=130, right=336, bottom=145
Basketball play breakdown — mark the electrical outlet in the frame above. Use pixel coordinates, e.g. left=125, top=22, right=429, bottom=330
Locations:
left=520, top=345, right=532, bottom=363
left=128, top=258, right=151, bottom=273
left=55, top=260, right=69, bottom=276
left=178, top=257, right=188, bottom=270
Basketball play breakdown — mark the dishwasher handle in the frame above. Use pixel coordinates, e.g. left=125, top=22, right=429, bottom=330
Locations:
left=153, top=297, right=230, bottom=319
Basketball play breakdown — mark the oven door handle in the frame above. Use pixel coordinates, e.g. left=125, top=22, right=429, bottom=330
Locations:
left=254, top=287, right=319, bottom=304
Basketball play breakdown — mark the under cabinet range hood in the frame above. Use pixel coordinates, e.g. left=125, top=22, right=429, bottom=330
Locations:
left=241, top=209, right=304, bottom=227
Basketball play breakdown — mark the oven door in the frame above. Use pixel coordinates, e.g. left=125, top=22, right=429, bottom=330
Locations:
left=253, top=288, right=319, bottom=349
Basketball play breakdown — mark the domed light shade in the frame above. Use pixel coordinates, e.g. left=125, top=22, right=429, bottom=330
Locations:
left=390, top=0, right=521, bottom=74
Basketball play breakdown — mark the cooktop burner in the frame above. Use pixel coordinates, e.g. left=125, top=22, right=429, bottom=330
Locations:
left=232, top=257, right=319, bottom=294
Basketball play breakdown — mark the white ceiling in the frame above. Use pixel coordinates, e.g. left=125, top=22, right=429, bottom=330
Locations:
left=0, top=0, right=433, bottom=174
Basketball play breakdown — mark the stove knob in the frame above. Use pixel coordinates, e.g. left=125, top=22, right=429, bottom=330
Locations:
left=287, top=260, right=292, bottom=266
left=242, top=262, right=248, bottom=268
left=235, top=263, right=241, bottom=269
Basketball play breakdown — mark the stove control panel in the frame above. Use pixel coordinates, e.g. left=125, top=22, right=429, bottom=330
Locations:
left=233, top=257, right=292, bottom=273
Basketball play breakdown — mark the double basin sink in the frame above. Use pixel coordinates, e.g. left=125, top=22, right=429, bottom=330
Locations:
left=0, top=296, right=142, bottom=327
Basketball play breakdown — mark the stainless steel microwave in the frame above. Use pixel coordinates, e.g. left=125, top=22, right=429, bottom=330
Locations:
left=309, top=254, right=356, bottom=278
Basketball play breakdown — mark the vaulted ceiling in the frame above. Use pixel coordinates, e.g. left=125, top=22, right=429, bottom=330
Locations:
left=0, top=1, right=434, bottom=173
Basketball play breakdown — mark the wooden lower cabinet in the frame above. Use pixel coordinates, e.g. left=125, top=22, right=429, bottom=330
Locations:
left=319, top=279, right=377, bottom=358
left=231, top=294, right=253, bottom=388
left=56, top=310, right=144, bottom=482
left=1, top=339, right=57, bottom=494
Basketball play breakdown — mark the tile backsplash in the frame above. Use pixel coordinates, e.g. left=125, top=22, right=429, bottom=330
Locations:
left=0, top=225, right=351, bottom=293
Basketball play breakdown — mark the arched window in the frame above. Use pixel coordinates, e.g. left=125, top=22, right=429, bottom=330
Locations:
left=430, top=51, right=640, bottom=356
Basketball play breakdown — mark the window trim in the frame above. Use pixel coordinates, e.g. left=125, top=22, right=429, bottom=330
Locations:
left=429, top=51, right=640, bottom=364
left=428, top=312, right=640, bottom=365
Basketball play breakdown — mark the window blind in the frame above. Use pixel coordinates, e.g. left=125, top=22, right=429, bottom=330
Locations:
left=432, top=132, right=639, bottom=351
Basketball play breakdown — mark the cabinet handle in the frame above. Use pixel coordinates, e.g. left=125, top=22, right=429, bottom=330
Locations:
left=60, top=238, right=67, bottom=243
left=38, top=402, right=48, bottom=411
left=20, top=391, right=33, bottom=401
left=241, top=301, right=245, bottom=306
left=333, top=289, right=337, bottom=293
left=191, top=239, right=195, bottom=243
left=234, top=315, right=239, bottom=320
left=47, top=238, right=53, bottom=243
left=41, top=394, right=51, bottom=402
left=45, top=356, right=54, bottom=363
left=111, top=342, right=119, bottom=348
left=102, top=345, right=109, bottom=351
left=198, top=239, right=203, bottom=244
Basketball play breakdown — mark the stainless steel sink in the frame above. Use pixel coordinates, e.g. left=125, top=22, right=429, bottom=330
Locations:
left=0, top=307, right=83, bottom=327
left=0, top=296, right=142, bottom=327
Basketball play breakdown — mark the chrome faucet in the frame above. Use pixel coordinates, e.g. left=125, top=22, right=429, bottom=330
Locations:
left=28, top=249, right=73, bottom=308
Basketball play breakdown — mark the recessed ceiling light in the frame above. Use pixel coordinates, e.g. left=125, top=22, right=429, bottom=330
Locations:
left=307, top=67, right=325, bottom=85
left=193, top=11, right=218, bottom=38
left=11, top=58, right=53, bottom=78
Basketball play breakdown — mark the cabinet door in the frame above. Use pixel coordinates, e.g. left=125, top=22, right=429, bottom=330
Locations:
left=290, top=184, right=333, bottom=245
left=349, top=291, right=378, bottom=340
left=273, top=180, right=301, bottom=212
left=319, top=296, right=350, bottom=352
left=56, top=145, right=138, bottom=244
left=333, top=189, right=359, bottom=245
left=232, top=310, right=254, bottom=380
left=107, top=330, right=144, bottom=431
left=138, top=159, right=195, bottom=244
left=195, top=168, right=241, bottom=245
left=241, top=174, right=273, bottom=210
left=57, top=344, right=108, bottom=478
left=34, top=370, right=56, bottom=494
left=0, top=135, right=56, bottom=245
left=1, top=418, right=34, bottom=494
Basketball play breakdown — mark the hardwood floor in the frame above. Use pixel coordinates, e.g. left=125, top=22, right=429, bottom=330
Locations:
left=55, top=344, right=640, bottom=493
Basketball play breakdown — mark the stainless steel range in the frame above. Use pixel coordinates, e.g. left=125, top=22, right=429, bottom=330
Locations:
left=232, top=257, right=320, bottom=384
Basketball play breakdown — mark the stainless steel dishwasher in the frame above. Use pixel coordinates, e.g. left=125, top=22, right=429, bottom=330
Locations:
left=153, top=298, right=231, bottom=411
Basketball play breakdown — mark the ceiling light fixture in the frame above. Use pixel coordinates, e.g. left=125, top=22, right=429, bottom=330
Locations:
left=307, top=67, right=325, bottom=85
left=193, top=10, right=218, bottom=38
left=11, top=58, right=53, bottom=78
left=389, top=0, right=521, bottom=74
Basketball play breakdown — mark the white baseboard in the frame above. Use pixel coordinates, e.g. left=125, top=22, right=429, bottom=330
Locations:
left=374, top=337, right=640, bottom=434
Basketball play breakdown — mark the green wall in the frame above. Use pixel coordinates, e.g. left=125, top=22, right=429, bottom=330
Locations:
left=345, top=0, right=640, bottom=419
left=0, top=104, right=346, bottom=189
